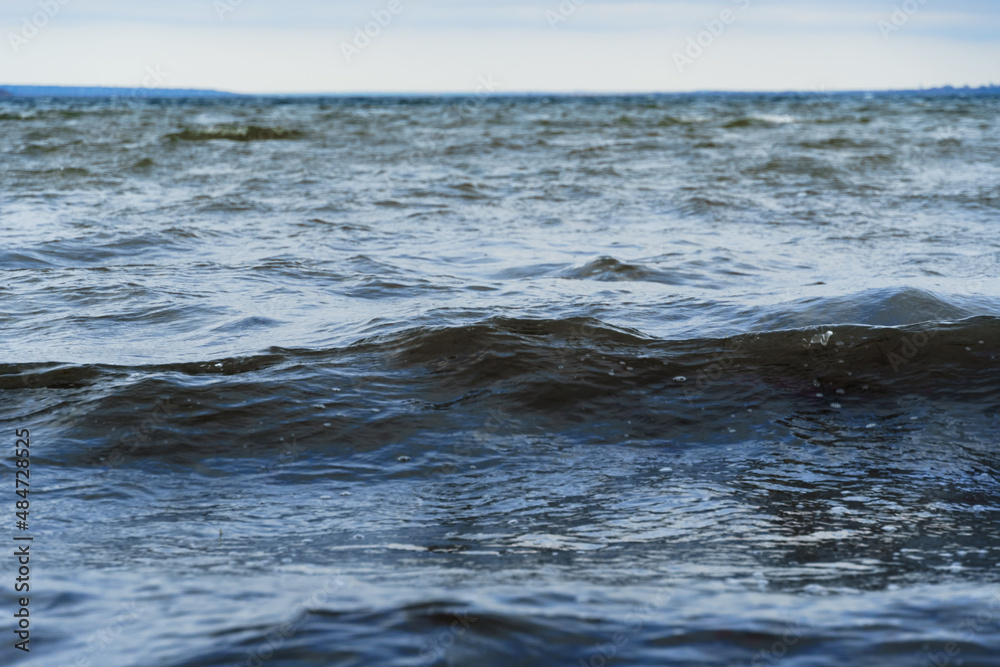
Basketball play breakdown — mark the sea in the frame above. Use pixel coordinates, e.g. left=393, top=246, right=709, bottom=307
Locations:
left=1, top=92, right=999, bottom=666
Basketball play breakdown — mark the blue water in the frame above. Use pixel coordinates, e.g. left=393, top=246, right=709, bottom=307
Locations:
left=1, top=93, right=999, bottom=666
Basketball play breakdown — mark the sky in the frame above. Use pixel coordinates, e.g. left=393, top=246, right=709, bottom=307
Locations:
left=0, top=0, right=998, bottom=94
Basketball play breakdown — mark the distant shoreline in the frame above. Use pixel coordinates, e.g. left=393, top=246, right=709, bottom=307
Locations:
left=0, top=85, right=241, bottom=98
left=1, top=84, right=998, bottom=99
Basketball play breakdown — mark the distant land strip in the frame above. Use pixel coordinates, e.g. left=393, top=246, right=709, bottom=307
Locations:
left=0, top=85, right=242, bottom=98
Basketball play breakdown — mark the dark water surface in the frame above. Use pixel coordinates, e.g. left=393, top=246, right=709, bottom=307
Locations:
left=1, top=93, right=999, bottom=666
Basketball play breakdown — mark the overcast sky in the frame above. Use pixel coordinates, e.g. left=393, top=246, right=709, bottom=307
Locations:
left=1, top=0, right=997, bottom=93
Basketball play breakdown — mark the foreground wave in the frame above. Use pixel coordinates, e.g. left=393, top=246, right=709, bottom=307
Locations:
left=4, top=314, right=997, bottom=469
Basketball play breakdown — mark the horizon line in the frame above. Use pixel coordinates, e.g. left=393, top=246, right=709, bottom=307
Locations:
left=2, top=83, right=998, bottom=98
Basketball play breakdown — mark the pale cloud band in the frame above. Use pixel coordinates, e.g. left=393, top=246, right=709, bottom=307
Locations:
left=0, top=0, right=997, bottom=93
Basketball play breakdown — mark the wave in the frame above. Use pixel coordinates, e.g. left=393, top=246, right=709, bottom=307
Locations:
left=746, top=155, right=842, bottom=179
left=723, top=115, right=793, bottom=129
left=798, top=137, right=880, bottom=150
left=7, top=312, right=998, bottom=398
left=744, top=287, right=977, bottom=329
left=157, top=602, right=806, bottom=667
left=92, top=588, right=1000, bottom=667
left=560, top=256, right=686, bottom=285
left=19, top=142, right=63, bottom=154
left=5, top=305, right=997, bottom=468
left=165, top=125, right=305, bottom=141
left=810, top=115, right=873, bottom=125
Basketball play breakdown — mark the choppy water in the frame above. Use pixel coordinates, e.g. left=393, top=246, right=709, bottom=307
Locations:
left=2, top=93, right=999, bottom=666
